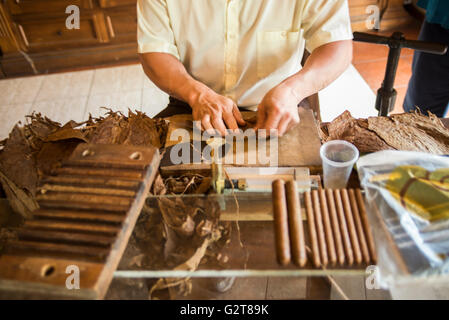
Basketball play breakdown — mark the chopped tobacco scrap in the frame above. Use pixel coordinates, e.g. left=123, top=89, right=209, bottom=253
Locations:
left=163, top=174, right=207, bottom=194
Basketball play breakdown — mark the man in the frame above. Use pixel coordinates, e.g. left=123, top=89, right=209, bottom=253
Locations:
left=138, top=0, right=353, bottom=136
left=403, top=0, right=449, bottom=118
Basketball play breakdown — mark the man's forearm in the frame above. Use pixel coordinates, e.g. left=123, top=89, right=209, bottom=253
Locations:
left=282, top=40, right=353, bottom=102
left=139, top=52, right=209, bottom=106
left=139, top=52, right=245, bottom=134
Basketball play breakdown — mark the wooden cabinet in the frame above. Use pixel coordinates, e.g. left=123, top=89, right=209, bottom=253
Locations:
left=349, top=0, right=414, bottom=32
left=5, top=0, right=91, bottom=15
left=98, top=0, right=136, bottom=8
left=0, top=0, right=138, bottom=78
left=16, top=15, right=102, bottom=50
left=102, top=6, right=137, bottom=43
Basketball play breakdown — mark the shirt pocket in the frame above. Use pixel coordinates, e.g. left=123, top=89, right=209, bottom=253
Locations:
left=257, top=30, right=302, bottom=78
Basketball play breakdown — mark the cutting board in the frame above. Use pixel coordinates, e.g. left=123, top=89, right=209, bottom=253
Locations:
left=163, top=107, right=322, bottom=169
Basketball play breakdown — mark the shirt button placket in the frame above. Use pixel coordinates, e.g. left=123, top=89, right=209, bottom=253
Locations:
left=225, top=0, right=239, bottom=98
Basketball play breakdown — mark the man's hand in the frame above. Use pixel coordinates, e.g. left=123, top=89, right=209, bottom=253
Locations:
left=255, top=83, right=301, bottom=136
left=188, top=88, right=246, bottom=136
left=255, top=40, right=353, bottom=136
left=139, top=53, right=245, bottom=136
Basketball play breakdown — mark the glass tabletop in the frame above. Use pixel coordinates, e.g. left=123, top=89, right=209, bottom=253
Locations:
left=114, top=193, right=368, bottom=279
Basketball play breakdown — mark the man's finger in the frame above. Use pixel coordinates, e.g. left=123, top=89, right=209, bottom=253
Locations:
left=264, top=110, right=282, bottom=132
left=193, top=119, right=202, bottom=132
left=255, top=104, right=266, bottom=130
left=283, top=113, right=300, bottom=135
left=202, top=115, right=215, bottom=135
left=211, top=117, right=228, bottom=136
left=223, top=112, right=239, bottom=132
left=278, top=114, right=291, bottom=136
left=232, top=105, right=246, bottom=126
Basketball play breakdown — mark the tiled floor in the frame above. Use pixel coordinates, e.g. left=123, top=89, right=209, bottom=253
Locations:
left=0, top=64, right=169, bottom=139
left=352, top=22, right=422, bottom=114
left=319, top=64, right=377, bottom=122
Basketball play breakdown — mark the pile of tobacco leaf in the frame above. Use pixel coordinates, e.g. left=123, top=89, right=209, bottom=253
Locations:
left=320, top=110, right=449, bottom=154
left=0, top=109, right=168, bottom=218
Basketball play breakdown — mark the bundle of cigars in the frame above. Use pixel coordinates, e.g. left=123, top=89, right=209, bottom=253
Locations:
left=272, top=180, right=377, bottom=268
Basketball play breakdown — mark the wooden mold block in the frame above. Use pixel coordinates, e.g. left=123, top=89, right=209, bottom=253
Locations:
left=0, top=143, right=160, bottom=299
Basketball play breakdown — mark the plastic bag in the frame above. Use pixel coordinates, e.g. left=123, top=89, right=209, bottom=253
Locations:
left=357, top=151, right=449, bottom=288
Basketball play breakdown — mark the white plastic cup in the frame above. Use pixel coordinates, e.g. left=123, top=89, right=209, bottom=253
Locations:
left=320, top=140, right=359, bottom=189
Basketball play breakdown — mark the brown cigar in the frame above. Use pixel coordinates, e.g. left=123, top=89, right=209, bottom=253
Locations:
left=319, top=189, right=337, bottom=266
left=355, top=189, right=377, bottom=264
left=304, top=191, right=321, bottom=267
left=334, top=189, right=354, bottom=266
left=312, top=190, right=328, bottom=266
left=348, top=189, right=370, bottom=264
left=326, top=189, right=345, bottom=265
left=272, top=180, right=291, bottom=266
left=285, top=180, right=307, bottom=267
left=340, top=189, right=362, bottom=264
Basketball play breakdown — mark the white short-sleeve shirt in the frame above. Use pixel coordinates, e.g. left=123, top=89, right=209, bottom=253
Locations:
left=138, top=0, right=353, bottom=108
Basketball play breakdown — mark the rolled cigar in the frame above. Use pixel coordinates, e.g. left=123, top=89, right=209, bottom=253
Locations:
left=340, top=189, right=362, bottom=264
left=285, top=180, right=307, bottom=267
left=334, top=189, right=354, bottom=266
left=326, top=189, right=345, bottom=266
left=272, top=180, right=291, bottom=266
left=319, top=189, right=337, bottom=266
left=304, top=191, right=321, bottom=267
left=348, top=189, right=370, bottom=264
left=311, top=190, right=328, bottom=266
left=355, top=189, right=377, bottom=264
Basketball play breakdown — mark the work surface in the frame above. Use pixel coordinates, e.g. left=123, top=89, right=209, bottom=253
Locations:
left=163, top=107, right=322, bottom=168
left=0, top=104, right=448, bottom=299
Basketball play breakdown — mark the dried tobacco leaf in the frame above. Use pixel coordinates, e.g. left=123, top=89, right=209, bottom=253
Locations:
left=43, top=126, right=88, bottom=143
left=123, top=111, right=167, bottom=148
left=35, top=119, right=89, bottom=177
left=368, top=112, right=449, bottom=154
left=85, top=109, right=168, bottom=148
left=320, top=111, right=392, bottom=153
left=321, top=110, right=449, bottom=154
left=85, top=111, right=126, bottom=144
left=0, top=125, right=38, bottom=197
left=151, top=174, right=167, bottom=196
left=158, top=196, right=221, bottom=266
left=0, top=112, right=89, bottom=219
left=163, top=174, right=206, bottom=194
left=24, top=113, right=61, bottom=143
left=0, top=109, right=169, bottom=218
left=0, top=170, right=38, bottom=219
left=35, top=140, right=82, bottom=177
left=0, top=114, right=88, bottom=196
left=149, top=238, right=211, bottom=299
